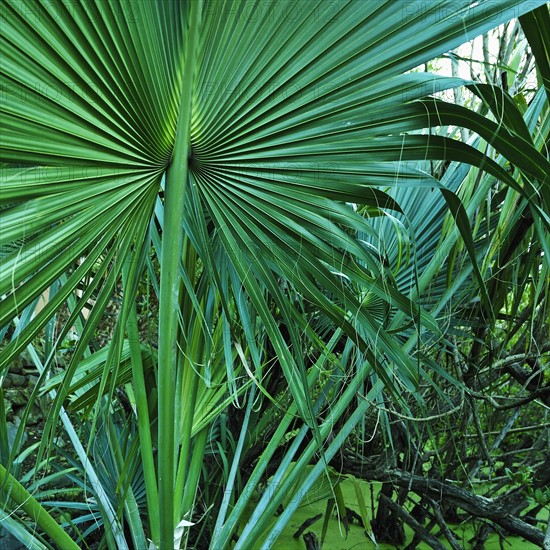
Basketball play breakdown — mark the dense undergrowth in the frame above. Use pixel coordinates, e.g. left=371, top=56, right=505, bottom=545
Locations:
left=1, top=1, right=549, bottom=549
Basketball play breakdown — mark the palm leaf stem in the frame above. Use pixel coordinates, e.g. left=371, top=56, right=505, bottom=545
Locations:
left=157, top=1, right=202, bottom=547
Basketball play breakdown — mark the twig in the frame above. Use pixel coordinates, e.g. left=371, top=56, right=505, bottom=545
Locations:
left=378, top=494, right=446, bottom=550
left=462, top=422, right=550, bottom=437
left=470, top=409, right=520, bottom=479
left=293, top=514, right=322, bottom=540
left=361, top=392, right=464, bottom=422
left=383, top=471, right=545, bottom=547
left=495, top=447, right=535, bottom=459
left=427, top=498, right=462, bottom=550
left=302, top=531, right=321, bottom=550
left=466, top=385, right=550, bottom=410
left=467, top=395, right=493, bottom=469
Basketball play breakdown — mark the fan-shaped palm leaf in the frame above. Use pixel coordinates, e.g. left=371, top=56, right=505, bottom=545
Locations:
left=1, top=1, right=548, bottom=548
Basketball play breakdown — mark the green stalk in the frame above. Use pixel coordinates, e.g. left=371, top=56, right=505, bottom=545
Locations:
left=0, top=388, right=9, bottom=466
left=0, top=463, right=79, bottom=550
left=181, top=428, right=208, bottom=513
left=128, top=302, right=160, bottom=545
left=173, top=352, right=201, bottom=522
left=158, top=2, right=202, bottom=548
left=173, top=238, right=201, bottom=523
left=180, top=427, right=209, bottom=550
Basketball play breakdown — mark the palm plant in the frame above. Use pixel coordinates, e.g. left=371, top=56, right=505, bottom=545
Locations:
left=1, top=1, right=548, bottom=549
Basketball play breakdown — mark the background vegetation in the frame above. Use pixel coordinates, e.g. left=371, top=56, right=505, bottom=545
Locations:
left=1, top=1, right=549, bottom=549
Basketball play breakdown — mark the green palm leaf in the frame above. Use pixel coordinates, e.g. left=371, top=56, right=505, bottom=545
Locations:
left=1, top=1, right=547, bottom=548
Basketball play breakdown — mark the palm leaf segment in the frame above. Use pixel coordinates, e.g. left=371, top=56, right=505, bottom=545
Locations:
left=1, top=0, right=547, bottom=444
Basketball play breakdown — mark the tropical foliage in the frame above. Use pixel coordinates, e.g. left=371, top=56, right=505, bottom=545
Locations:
left=1, top=1, right=548, bottom=549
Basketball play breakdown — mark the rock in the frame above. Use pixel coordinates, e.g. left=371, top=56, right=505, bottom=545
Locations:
left=26, top=406, right=44, bottom=426
left=4, top=373, right=26, bottom=387
left=9, top=359, right=24, bottom=375
left=5, top=389, right=28, bottom=407
left=22, top=368, right=37, bottom=377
